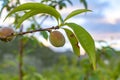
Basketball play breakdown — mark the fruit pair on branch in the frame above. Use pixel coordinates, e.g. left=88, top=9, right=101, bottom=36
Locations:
left=0, top=26, right=65, bottom=47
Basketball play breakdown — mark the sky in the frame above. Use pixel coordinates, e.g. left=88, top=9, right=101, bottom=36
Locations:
left=75, top=0, right=120, bottom=40
left=0, top=0, right=120, bottom=52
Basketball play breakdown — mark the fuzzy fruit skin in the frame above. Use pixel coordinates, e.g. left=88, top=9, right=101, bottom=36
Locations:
left=49, top=31, right=65, bottom=47
left=0, top=27, right=15, bottom=42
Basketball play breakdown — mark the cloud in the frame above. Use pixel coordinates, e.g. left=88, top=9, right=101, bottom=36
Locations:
left=74, top=0, right=120, bottom=34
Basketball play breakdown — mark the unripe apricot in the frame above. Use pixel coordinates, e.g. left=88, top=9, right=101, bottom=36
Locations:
left=49, top=31, right=65, bottom=47
left=0, top=27, right=15, bottom=42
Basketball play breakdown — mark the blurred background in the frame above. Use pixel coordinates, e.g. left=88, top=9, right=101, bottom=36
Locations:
left=0, top=0, right=120, bottom=80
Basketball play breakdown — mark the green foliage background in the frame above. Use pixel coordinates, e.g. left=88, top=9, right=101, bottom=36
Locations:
left=0, top=37, right=120, bottom=80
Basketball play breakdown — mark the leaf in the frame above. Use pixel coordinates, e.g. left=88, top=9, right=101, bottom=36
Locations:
left=65, top=23, right=96, bottom=70
left=31, top=24, right=36, bottom=30
left=41, top=31, right=48, bottom=40
left=63, top=28, right=80, bottom=56
left=16, top=10, right=40, bottom=28
left=80, top=0, right=88, bottom=9
left=64, top=9, right=92, bottom=22
left=4, top=3, right=62, bottom=24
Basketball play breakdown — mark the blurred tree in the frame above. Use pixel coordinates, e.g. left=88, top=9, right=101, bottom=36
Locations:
left=0, top=36, right=73, bottom=72
left=0, top=37, right=120, bottom=80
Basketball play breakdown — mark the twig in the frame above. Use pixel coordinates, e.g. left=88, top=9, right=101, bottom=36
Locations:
left=19, top=38, right=24, bottom=80
left=18, top=25, right=23, bottom=80
left=16, top=26, right=59, bottom=36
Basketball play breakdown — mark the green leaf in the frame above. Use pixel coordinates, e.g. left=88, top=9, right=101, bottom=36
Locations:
left=4, top=3, right=62, bottom=24
left=64, top=9, right=91, bottom=22
left=16, top=10, right=38, bottom=28
left=41, top=31, right=48, bottom=40
left=31, top=24, right=36, bottom=30
left=80, top=0, right=88, bottom=9
left=15, top=10, right=47, bottom=28
left=65, top=23, right=96, bottom=70
left=63, top=28, right=80, bottom=56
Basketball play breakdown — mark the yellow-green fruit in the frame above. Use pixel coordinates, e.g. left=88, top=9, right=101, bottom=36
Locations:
left=49, top=31, right=65, bottom=47
left=0, top=27, right=15, bottom=42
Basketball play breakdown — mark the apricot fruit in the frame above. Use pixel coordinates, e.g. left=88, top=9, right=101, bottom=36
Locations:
left=49, top=31, right=65, bottom=47
left=0, top=27, right=15, bottom=42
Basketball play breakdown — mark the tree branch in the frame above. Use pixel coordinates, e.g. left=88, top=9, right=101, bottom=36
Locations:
left=16, top=26, right=59, bottom=36
left=18, top=25, right=24, bottom=80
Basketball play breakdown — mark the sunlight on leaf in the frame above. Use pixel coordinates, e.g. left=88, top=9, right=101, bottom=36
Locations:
left=4, top=3, right=63, bottom=24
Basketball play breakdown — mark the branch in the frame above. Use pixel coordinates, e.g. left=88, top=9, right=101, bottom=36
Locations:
left=16, top=26, right=59, bottom=36
left=18, top=26, right=23, bottom=80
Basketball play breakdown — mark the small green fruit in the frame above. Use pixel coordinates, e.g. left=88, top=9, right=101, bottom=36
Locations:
left=0, top=27, right=15, bottom=42
left=49, top=31, right=65, bottom=47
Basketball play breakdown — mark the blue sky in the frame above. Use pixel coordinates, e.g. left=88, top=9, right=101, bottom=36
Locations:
left=89, top=0, right=120, bottom=40
left=84, top=0, right=120, bottom=32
